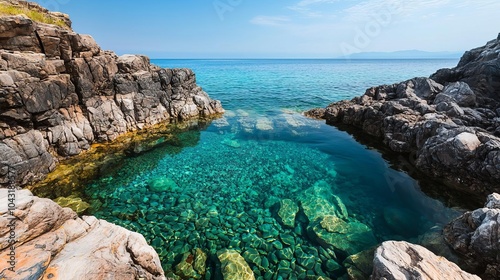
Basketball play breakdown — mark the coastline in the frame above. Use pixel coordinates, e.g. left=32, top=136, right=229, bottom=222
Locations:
left=0, top=1, right=498, bottom=279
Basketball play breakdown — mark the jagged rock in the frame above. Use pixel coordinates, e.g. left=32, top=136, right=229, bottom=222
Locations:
left=217, top=249, right=255, bottom=280
left=306, top=35, right=500, bottom=195
left=0, top=130, right=56, bottom=185
left=444, top=193, right=500, bottom=279
left=371, top=241, right=480, bottom=280
left=0, top=7, right=224, bottom=187
left=0, top=189, right=165, bottom=279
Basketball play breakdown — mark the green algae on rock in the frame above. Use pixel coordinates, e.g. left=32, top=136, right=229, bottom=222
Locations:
left=53, top=195, right=90, bottom=214
left=218, top=249, right=255, bottom=280
left=276, top=199, right=299, bottom=228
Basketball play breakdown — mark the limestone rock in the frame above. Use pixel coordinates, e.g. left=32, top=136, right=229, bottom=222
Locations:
left=217, top=249, right=255, bottom=280
left=0, top=189, right=165, bottom=279
left=371, top=241, right=480, bottom=280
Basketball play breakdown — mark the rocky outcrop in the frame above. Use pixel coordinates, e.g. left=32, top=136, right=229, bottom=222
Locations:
left=444, top=193, right=500, bottom=279
left=371, top=241, right=480, bottom=280
left=306, top=35, right=500, bottom=195
left=0, top=189, right=165, bottom=279
left=0, top=3, right=223, bottom=187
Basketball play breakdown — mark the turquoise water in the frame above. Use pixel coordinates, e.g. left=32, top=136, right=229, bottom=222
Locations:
left=85, top=59, right=463, bottom=279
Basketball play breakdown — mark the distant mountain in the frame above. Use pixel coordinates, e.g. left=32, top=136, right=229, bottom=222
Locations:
left=345, top=50, right=463, bottom=59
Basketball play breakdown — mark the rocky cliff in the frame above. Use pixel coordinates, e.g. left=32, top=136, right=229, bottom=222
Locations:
left=0, top=1, right=223, bottom=188
left=306, top=34, right=500, bottom=196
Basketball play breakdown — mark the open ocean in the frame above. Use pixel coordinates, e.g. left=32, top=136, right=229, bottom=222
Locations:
left=83, top=59, right=466, bottom=278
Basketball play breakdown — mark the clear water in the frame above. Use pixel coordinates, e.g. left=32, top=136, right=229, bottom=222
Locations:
left=83, top=59, right=464, bottom=279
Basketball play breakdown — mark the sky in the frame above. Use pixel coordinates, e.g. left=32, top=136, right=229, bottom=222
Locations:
left=32, top=0, right=500, bottom=58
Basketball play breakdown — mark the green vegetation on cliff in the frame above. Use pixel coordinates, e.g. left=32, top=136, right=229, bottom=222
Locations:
left=0, top=2, right=68, bottom=28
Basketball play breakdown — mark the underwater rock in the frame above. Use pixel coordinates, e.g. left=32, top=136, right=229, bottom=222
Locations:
left=310, top=215, right=377, bottom=256
left=217, top=249, right=255, bottom=280
left=372, top=241, right=480, bottom=280
left=343, top=248, right=375, bottom=280
left=299, top=182, right=348, bottom=223
left=148, top=176, right=179, bottom=192
left=175, top=252, right=201, bottom=279
left=53, top=195, right=90, bottom=214
left=221, top=138, right=241, bottom=148
left=277, top=198, right=299, bottom=228
left=242, top=248, right=262, bottom=267
left=256, top=117, right=273, bottom=131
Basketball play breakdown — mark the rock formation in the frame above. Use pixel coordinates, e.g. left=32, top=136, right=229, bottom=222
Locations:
left=0, top=189, right=165, bottom=279
left=371, top=241, right=480, bottom=280
left=0, top=1, right=224, bottom=188
left=444, top=193, right=500, bottom=279
left=306, top=35, right=500, bottom=196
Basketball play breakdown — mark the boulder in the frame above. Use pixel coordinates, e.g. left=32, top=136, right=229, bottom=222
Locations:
left=217, top=249, right=255, bottom=280
left=444, top=193, right=500, bottom=279
left=276, top=198, right=299, bottom=228
left=0, top=189, right=165, bottom=279
left=371, top=241, right=480, bottom=280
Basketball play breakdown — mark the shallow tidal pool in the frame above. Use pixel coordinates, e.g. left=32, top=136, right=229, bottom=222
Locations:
left=75, top=111, right=462, bottom=279
left=34, top=59, right=468, bottom=279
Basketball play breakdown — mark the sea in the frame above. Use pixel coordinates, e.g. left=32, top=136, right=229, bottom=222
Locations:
left=74, top=59, right=470, bottom=279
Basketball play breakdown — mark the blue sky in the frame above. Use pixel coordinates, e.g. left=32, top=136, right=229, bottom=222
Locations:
left=33, top=0, right=500, bottom=58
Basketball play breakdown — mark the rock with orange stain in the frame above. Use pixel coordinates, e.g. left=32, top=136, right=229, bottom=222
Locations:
left=0, top=189, right=165, bottom=279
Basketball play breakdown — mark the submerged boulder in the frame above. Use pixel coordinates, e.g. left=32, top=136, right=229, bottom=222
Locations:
left=276, top=198, right=299, bottom=228
left=310, top=215, right=377, bottom=256
left=217, top=249, right=255, bottom=280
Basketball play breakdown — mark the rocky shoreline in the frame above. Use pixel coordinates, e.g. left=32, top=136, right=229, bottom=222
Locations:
left=0, top=1, right=223, bottom=188
left=0, top=1, right=499, bottom=279
left=306, top=35, right=500, bottom=279
left=306, top=35, right=500, bottom=197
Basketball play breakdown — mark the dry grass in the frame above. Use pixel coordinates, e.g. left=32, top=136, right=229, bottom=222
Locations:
left=0, top=3, right=68, bottom=28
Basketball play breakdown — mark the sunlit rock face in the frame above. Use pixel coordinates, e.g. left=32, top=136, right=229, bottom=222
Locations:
left=0, top=7, right=223, bottom=188
left=0, top=189, right=165, bottom=279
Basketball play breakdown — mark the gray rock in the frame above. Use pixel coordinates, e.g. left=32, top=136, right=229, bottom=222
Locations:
left=371, top=241, right=480, bottom=280
left=306, top=37, right=500, bottom=195
left=444, top=193, right=500, bottom=279
left=0, top=12, right=224, bottom=187
left=436, top=82, right=476, bottom=107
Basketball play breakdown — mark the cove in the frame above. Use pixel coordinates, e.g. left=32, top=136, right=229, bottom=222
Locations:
left=33, top=59, right=469, bottom=279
